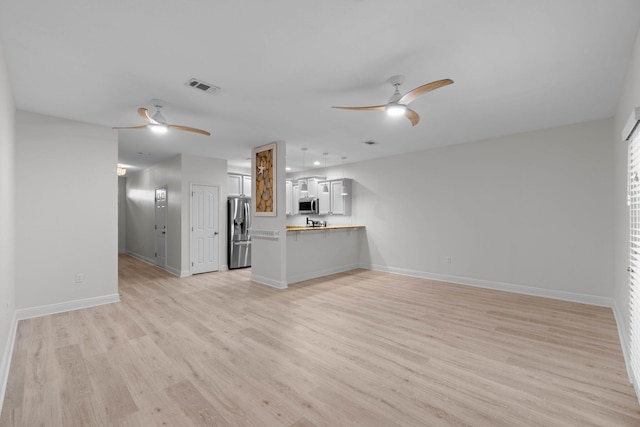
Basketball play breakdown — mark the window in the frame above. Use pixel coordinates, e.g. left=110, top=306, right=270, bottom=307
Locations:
left=628, top=110, right=640, bottom=386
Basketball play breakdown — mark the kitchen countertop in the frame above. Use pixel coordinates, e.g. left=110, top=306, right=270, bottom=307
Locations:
left=286, top=225, right=365, bottom=232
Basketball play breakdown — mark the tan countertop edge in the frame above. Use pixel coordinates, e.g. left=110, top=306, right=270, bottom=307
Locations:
left=286, top=225, right=365, bottom=232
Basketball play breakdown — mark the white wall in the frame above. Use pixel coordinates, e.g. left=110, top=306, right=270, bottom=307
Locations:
left=351, top=119, right=614, bottom=302
left=14, top=111, right=118, bottom=309
left=181, top=154, right=228, bottom=272
left=0, top=38, right=16, bottom=410
left=251, top=141, right=288, bottom=288
left=613, top=27, right=640, bottom=376
left=287, top=228, right=363, bottom=283
left=118, top=176, right=126, bottom=253
left=125, top=154, right=229, bottom=275
left=125, top=155, right=182, bottom=272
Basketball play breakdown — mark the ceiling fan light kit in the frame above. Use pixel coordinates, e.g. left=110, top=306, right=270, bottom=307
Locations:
left=332, top=76, right=453, bottom=126
left=149, top=123, right=168, bottom=134
left=386, top=103, right=407, bottom=116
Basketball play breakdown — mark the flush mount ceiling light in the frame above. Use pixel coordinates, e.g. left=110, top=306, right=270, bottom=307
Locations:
left=333, top=75, right=453, bottom=126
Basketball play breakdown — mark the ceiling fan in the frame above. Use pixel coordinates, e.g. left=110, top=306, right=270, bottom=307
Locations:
left=113, top=102, right=211, bottom=136
left=332, top=75, right=453, bottom=126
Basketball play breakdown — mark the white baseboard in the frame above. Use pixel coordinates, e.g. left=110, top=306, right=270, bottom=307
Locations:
left=287, top=264, right=360, bottom=286
left=16, top=293, right=120, bottom=321
left=612, top=301, right=634, bottom=386
left=125, top=250, right=188, bottom=277
left=0, top=311, right=18, bottom=417
left=165, top=265, right=191, bottom=278
left=124, top=250, right=156, bottom=266
left=250, top=273, right=288, bottom=289
left=363, top=264, right=615, bottom=308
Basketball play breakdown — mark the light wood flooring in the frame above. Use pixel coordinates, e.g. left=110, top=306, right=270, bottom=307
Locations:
left=2, top=254, right=640, bottom=426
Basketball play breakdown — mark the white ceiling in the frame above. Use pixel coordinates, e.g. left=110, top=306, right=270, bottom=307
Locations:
left=1, top=0, right=639, bottom=174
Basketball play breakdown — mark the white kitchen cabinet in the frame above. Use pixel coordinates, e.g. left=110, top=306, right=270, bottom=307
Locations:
left=242, top=175, right=252, bottom=197
left=317, top=179, right=351, bottom=215
left=293, top=184, right=300, bottom=214
left=228, top=174, right=242, bottom=196
left=299, top=177, right=319, bottom=198
left=330, top=179, right=351, bottom=215
left=286, top=180, right=293, bottom=215
left=318, top=181, right=331, bottom=215
left=228, top=174, right=252, bottom=196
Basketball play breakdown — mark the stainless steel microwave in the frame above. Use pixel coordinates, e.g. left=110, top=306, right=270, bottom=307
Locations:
left=299, top=197, right=319, bottom=214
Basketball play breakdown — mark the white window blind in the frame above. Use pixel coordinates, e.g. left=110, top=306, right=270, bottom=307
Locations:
left=629, top=128, right=640, bottom=385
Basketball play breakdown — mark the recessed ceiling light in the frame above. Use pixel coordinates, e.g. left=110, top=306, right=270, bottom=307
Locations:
left=313, top=161, right=320, bottom=166
left=286, top=167, right=291, bottom=171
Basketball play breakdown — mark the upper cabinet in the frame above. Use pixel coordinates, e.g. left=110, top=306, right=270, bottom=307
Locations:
left=228, top=174, right=252, bottom=197
left=286, top=180, right=293, bottom=215
left=330, top=179, right=351, bottom=215
left=287, top=176, right=352, bottom=216
left=293, top=183, right=300, bottom=215
left=242, top=175, right=252, bottom=197
left=318, top=179, right=351, bottom=215
left=228, top=174, right=242, bottom=196
left=298, top=177, right=320, bottom=198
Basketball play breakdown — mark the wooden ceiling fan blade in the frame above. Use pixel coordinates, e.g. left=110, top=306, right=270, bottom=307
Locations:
left=405, top=108, right=420, bottom=126
left=168, top=124, right=211, bottom=136
left=332, top=105, right=387, bottom=111
left=138, top=107, right=158, bottom=124
left=398, top=79, right=454, bottom=105
left=112, top=125, right=149, bottom=130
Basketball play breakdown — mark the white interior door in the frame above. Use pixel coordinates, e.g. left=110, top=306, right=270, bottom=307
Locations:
left=154, top=186, right=167, bottom=268
left=191, top=184, right=219, bottom=274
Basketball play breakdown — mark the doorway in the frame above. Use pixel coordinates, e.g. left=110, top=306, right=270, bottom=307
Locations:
left=190, top=184, right=220, bottom=274
left=154, top=186, right=167, bottom=268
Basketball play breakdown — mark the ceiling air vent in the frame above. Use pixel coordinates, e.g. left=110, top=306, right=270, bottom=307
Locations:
left=185, top=78, right=221, bottom=94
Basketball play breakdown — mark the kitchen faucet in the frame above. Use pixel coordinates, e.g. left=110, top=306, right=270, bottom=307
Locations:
left=306, top=217, right=326, bottom=227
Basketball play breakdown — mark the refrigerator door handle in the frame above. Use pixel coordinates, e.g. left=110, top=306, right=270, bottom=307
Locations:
left=244, top=202, right=250, bottom=234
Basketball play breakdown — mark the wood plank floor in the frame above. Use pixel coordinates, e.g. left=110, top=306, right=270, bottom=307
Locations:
left=2, top=254, right=640, bottom=426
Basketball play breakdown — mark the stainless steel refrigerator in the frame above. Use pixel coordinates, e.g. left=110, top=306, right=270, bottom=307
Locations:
left=228, top=196, right=251, bottom=269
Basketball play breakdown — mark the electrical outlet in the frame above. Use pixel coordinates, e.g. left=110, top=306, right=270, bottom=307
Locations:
left=75, top=273, right=84, bottom=283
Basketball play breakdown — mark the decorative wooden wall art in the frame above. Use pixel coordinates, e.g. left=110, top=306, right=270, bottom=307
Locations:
left=253, top=143, right=276, bottom=216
